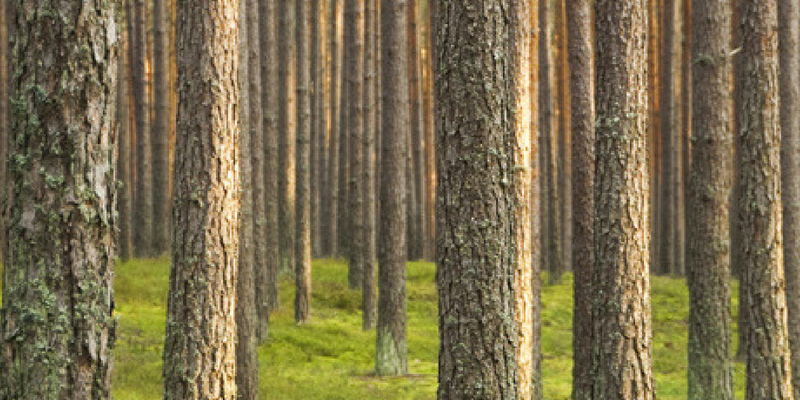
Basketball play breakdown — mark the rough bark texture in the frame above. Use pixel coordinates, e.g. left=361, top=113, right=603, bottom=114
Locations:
left=541, top=0, right=561, bottom=285
left=259, top=0, right=280, bottom=331
left=118, top=12, right=134, bottom=261
left=566, top=0, right=595, bottom=397
left=362, top=0, right=377, bottom=331
left=162, top=0, right=240, bottom=397
left=686, top=0, right=734, bottom=398
left=346, top=0, right=365, bottom=289
left=295, top=0, right=313, bottom=324
left=435, top=0, right=533, bottom=398
left=153, top=0, right=171, bottom=255
left=132, top=0, right=153, bottom=257
left=590, top=0, right=654, bottom=398
left=529, top=3, right=543, bottom=398
left=737, top=0, right=795, bottom=398
left=0, top=0, right=7, bottom=251
left=0, top=0, right=118, bottom=397
left=779, top=0, right=800, bottom=395
left=279, top=0, right=297, bottom=272
left=407, top=0, right=425, bottom=261
left=376, top=0, right=408, bottom=377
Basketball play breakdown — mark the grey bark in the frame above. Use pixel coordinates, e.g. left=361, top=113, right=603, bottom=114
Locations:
left=133, top=0, right=154, bottom=257
left=153, top=0, right=172, bottom=255
left=279, top=0, right=297, bottom=272
left=296, top=0, right=313, bottom=324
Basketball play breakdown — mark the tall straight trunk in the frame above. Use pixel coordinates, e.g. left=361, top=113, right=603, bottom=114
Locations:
left=435, top=0, right=534, bottom=397
left=567, top=0, right=595, bottom=397
left=542, top=0, right=561, bottom=285
left=686, top=0, right=734, bottom=398
left=310, top=0, right=323, bottom=258
left=362, top=0, right=378, bottom=331
left=317, top=0, right=331, bottom=258
left=421, top=1, right=436, bottom=262
left=529, top=1, right=542, bottom=397
left=327, top=0, right=343, bottom=257
left=737, top=0, right=794, bottom=398
left=338, top=3, right=351, bottom=260
left=678, top=0, right=691, bottom=278
left=660, top=0, right=683, bottom=276
left=376, top=0, right=409, bottom=376
left=119, top=13, right=134, bottom=261
left=649, top=0, right=662, bottom=274
left=556, top=0, right=571, bottom=273
left=259, top=0, right=280, bottom=329
left=0, top=0, right=6, bottom=253
left=0, top=1, right=118, bottom=397
left=296, top=0, right=313, bottom=323
left=153, top=0, right=171, bottom=255
left=235, top=0, right=258, bottom=396
left=162, top=0, right=241, bottom=397
left=133, top=0, right=154, bottom=257
left=779, top=0, right=800, bottom=396
left=407, top=0, right=425, bottom=261
left=279, top=0, right=298, bottom=272
left=346, top=0, right=365, bottom=290
left=591, top=0, right=654, bottom=397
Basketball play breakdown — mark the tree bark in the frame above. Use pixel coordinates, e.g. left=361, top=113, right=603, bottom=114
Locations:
left=779, top=0, right=800, bottom=395
left=376, top=0, right=409, bottom=377
left=566, top=0, right=595, bottom=397
left=736, top=0, right=795, bottom=398
left=326, top=0, right=343, bottom=257
left=590, top=0, right=654, bottom=398
left=279, top=0, right=298, bottom=272
left=362, top=0, right=378, bottom=331
left=0, top=2, right=118, bottom=398
left=153, top=0, right=172, bottom=255
left=407, top=0, right=426, bottom=261
left=119, top=10, right=134, bottom=262
left=338, top=0, right=351, bottom=259
left=295, top=0, right=313, bottom=324
left=132, top=0, right=154, bottom=257
left=162, top=0, right=241, bottom=397
left=435, top=0, right=534, bottom=397
left=686, top=0, right=734, bottom=398
left=346, top=0, right=366, bottom=289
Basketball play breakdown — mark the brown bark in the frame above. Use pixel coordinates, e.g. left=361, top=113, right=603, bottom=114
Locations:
left=686, top=0, right=734, bottom=398
left=779, top=0, right=800, bottom=395
left=279, top=0, right=298, bottom=272
left=362, top=0, right=378, bottom=331
left=0, top=1, right=118, bottom=397
left=376, top=0, right=408, bottom=376
left=119, top=11, right=134, bottom=262
left=407, top=0, right=426, bottom=261
left=296, top=0, right=313, bottom=324
left=162, top=0, right=241, bottom=397
left=132, top=0, right=154, bottom=257
left=530, top=2, right=542, bottom=398
left=591, top=0, right=654, bottom=397
left=435, top=0, right=533, bottom=397
left=736, top=0, right=794, bottom=397
left=326, top=0, right=343, bottom=257
left=541, top=0, right=561, bottom=285
left=153, top=0, right=172, bottom=255
left=338, top=0, right=351, bottom=259
left=566, top=0, right=595, bottom=397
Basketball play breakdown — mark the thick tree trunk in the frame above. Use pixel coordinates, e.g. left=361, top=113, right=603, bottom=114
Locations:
left=162, top=0, right=241, bottom=397
left=566, top=0, right=595, bottom=397
left=279, top=0, right=298, bottom=272
left=153, top=0, right=171, bottom=255
left=737, top=0, right=795, bottom=398
left=0, top=0, right=7, bottom=253
left=779, top=0, right=800, bottom=395
left=435, top=0, right=533, bottom=398
left=376, top=0, right=409, bottom=377
left=132, top=0, right=154, bottom=257
left=0, top=2, right=118, bottom=397
left=362, top=0, right=378, bottom=331
left=686, top=0, right=734, bottom=398
left=591, top=0, right=654, bottom=398
left=295, top=0, right=313, bottom=324
left=259, top=0, right=280, bottom=331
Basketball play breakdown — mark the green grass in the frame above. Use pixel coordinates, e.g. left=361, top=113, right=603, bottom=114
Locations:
left=3, top=258, right=747, bottom=398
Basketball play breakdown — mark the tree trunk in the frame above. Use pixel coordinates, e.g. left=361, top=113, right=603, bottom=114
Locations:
left=317, top=0, right=331, bottom=259
left=566, top=0, right=595, bottom=397
left=162, top=0, right=241, bottom=397
left=338, top=1, right=351, bottom=260
left=345, top=0, right=365, bottom=289
left=259, top=0, right=280, bottom=331
left=362, top=0, right=378, bottom=331
left=153, top=0, right=171, bottom=255
left=407, top=0, right=426, bottom=261
left=779, top=0, right=800, bottom=395
left=435, top=0, right=534, bottom=397
left=686, top=1, right=734, bottom=398
left=376, top=0, right=409, bottom=377
left=119, top=11, right=134, bottom=262
left=542, top=0, right=562, bottom=285
left=279, top=0, right=297, bottom=272
left=591, top=0, right=654, bottom=398
left=295, top=0, right=313, bottom=324
left=737, top=0, right=795, bottom=398
left=0, top=0, right=7, bottom=254
left=327, top=0, right=343, bottom=257
left=556, top=0, right=571, bottom=273
left=529, top=3, right=543, bottom=398
left=0, top=2, right=118, bottom=398
left=132, top=0, right=154, bottom=257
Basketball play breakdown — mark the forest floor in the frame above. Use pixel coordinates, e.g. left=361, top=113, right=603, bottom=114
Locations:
left=2, top=258, right=747, bottom=399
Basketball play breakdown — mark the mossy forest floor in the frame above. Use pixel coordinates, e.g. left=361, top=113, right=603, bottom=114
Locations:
left=3, top=258, right=747, bottom=399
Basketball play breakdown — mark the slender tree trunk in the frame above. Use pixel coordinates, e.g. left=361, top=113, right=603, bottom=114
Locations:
left=529, top=3, right=543, bottom=398
left=737, top=0, right=795, bottom=398
left=279, top=0, right=298, bottom=272
left=162, top=0, right=241, bottom=397
left=591, top=0, right=654, bottom=397
left=421, top=1, right=436, bottom=263
left=567, top=0, right=595, bottom=397
left=376, top=0, right=409, bottom=377
left=317, top=0, right=331, bottom=258
left=132, top=0, right=154, bottom=257
left=295, top=0, right=313, bottom=324
left=153, top=0, right=171, bottom=255
left=407, top=0, right=426, bottom=261
left=686, top=1, right=734, bottom=398
left=0, top=1, right=118, bottom=397
left=362, top=0, right=378, bottom=331
left=338, top=2, right=351, bottom=260
left=435, top=0, right=534, bottom=397
left=119, top=12, right=134, bottom=262
left=0, top=0, right=7, bottom=254
left=327, top=0, right=343, bottom=257
left=542, top=0, right=562, bottom=285
left=259, top=0, right=280, bottom=329
left=779, top=0, right=800, bottom=395
left=556, top=0, right=571, bottom=273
